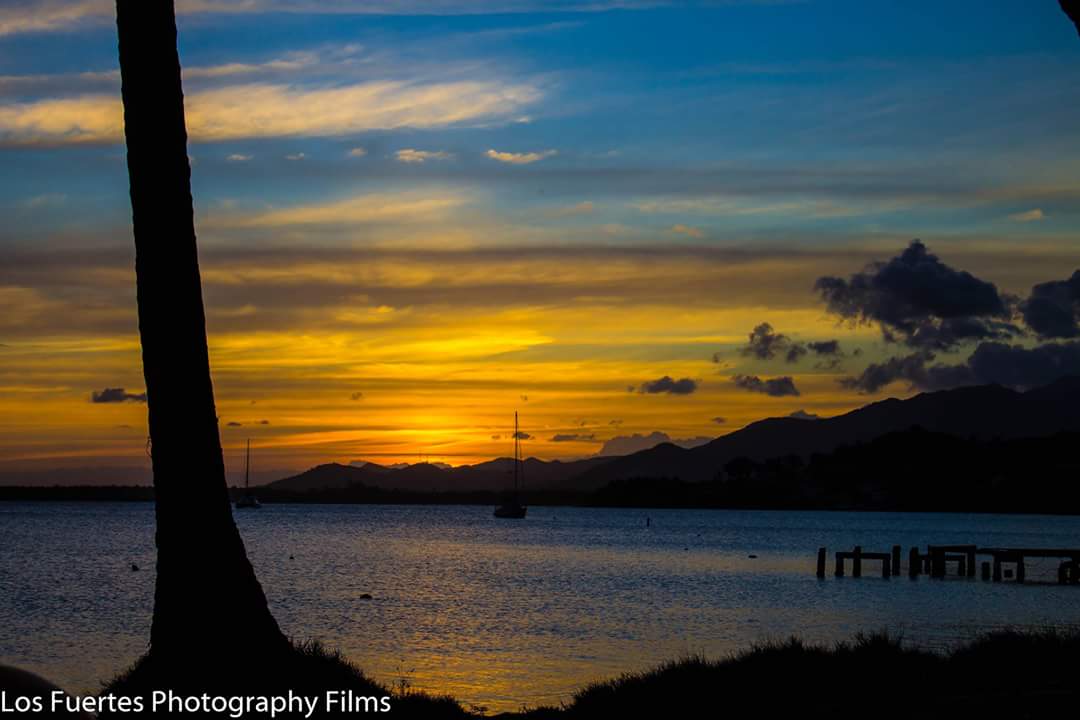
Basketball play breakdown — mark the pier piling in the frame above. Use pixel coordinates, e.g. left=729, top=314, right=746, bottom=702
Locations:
left=817, top=547, right=827, bottom=579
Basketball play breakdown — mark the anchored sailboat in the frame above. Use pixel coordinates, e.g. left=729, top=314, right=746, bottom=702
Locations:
left=235, top=438, right=261, bottom=509
left=493, top=412, right=527, bottom=519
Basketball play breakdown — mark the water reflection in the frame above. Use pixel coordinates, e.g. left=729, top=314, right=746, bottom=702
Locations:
left=1, top=503, right=1079, bottom=712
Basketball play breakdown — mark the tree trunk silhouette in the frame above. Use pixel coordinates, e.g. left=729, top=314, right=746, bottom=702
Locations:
left=1063, top=1, right=1080, bottom=36
left=115, top=0, right=286, bottom=659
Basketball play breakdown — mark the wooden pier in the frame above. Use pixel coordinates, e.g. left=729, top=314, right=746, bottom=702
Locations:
left=816, top=545, right=1080, bottom=585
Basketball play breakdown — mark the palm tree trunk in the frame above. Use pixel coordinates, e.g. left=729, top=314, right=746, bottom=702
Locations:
left=115, top=0, right=285, bottom=658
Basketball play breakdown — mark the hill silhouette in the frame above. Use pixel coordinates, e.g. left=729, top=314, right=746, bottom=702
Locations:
left=265, top=378, right=1080, bottom=496
left=572, top=376, right=1080, bottom=488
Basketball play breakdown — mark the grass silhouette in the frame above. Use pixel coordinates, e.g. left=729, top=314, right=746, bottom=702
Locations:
left=98, top=630, right=1080, bottom=718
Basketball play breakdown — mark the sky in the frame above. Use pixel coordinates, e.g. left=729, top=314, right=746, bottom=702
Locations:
left=2, top=1, right=1080, bottom=479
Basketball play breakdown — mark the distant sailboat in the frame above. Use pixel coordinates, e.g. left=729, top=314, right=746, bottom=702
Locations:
left=494, top=412, right=528, bottom=519
left=235, top=439, right=261, bottom=509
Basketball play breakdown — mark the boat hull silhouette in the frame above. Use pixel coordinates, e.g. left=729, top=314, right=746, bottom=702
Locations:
left=493, top=503, right=527, bottom=519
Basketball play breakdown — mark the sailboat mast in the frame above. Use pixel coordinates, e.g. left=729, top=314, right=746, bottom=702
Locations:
left=244, top=438, right=251, bottom=490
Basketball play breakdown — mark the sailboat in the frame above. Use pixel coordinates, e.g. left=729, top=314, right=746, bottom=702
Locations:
left=494, top=412, right=528, bottom=519
left=235, top=439, right=261, bottom=509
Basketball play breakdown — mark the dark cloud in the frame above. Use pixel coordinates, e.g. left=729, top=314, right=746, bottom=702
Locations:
left=788, top=409, right=821, bottom=420
left=711, top=416, right=726, bottom=424
left=91, top=387, right=146, bottom=403
left=839, top=341, right=1080, bottom=394
left=550, top=433, right=597, bottom=442
left=807, top=340, right=841, bottom=356
left=1021, top=270, right=1080, bottom=339
left=512, top=430, right=531, bottom=440
left=350, top=391, right=364, bottom=401
left=257, top=419, right=270, bottom=425
left=491, top=434, right=501, bottom=440
left=839, top=351, right=937, bottom=394
left=638, top=376, right=698, bottom=395
left=732, top=374, right=800, bottom=397
left=741, top=323, right=795, bottom=361
left=737, top=323, right=846, bottom=367
left=226, top=421, right=243, bottom=427
left=815, top=240, right=1018, bottom=350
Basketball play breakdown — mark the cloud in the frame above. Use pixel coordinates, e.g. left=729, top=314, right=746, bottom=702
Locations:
left=840, top=341, right=1080, bottom=394
left=0, top=1, right=684, bottom=37
left=551, top=201, right=594, bottom=217
left=210, top=190, right=467, bottom=227
left=788, top=409, right=820, bottom=420
left=637, top=375, right=698, bottom=395
left=815, top=240, right=1018, bottom=351
left=91, top=387, right=146, bottom=403
left=347, top=147, right=368, bottom=158
left=1021, top=270, right=1080, bottom=339
left=595, top=431, right=711, bottom=457
left=711, top=416, right=726, bottom=424
left=350, top=391, right=364, bottom=401
left=484, top=148, right=556, bottom=164
left=396, top=149, right=453, bottom=164
left=807, top=340, right=841, bottom=356
left=1008, top=208, right=1044, bottom=223
left=739, top=322, right=797, bottom=361
left=284, top=152, right=306, bottom=161
left=0, top=80, right=541, bottom=146
left=738, top=322, right=846, bottom=365
left=550, top=433, right=597, bottom=442
left=226, top=421, right=243, bottom=427
left=512, top=430, right=531, bottom=439
left=226, top=153, right=252, bottom=162
left=257, top=419, right=271, bottom=425
left=732, top=374, right=800, bottom=397
left=671, top=224, right=704, bottom=238
left=22, top=193, right=67, bottom=208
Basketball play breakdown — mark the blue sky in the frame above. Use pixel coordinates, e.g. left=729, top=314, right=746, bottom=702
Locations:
left=2, top=1, right=1079, bottom=473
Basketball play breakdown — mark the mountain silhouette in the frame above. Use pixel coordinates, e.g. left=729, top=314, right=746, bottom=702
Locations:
left=266, top=378, right=1080, bottom=494
left=572, top=377, right=1080, bottom=488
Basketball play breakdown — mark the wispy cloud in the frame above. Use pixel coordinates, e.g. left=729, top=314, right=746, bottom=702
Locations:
left=0, top=80, right=541, bottom=146
left=396, top=149, right=454, bottom=164
left=1008, top=208, right=1045, bottom=223
left=347, top=147, right=368, bottom=158
left=208, top=190, right=468, bottom=228
left=0, top=1, right=674, bottom=37
left=671, top=223, right=704, bottom=238
left=485, top=148, right=557, bottom=164
left=226, top=153, right=252, bottom=162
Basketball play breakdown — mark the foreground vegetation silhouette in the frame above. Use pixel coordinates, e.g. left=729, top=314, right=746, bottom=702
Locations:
left=99, top=630, right=1080, bottom=718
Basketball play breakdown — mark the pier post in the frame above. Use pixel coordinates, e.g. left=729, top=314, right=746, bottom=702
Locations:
left=981, top=561, right=991, bottom=581
left=992, top=557, right=1002, bottom=582
left=908, top=548, right=920, bottom=578
left=1060, top=562, right=1069, bottom=585
left=930, top=547, right=945, bottom=579
left=817, top=547, right=827, bottom=579
left=882, top=555, right=891, bottom=578
left=835, top=552, right=844, bottom=577
left=957, top=558, right=966, bottom=577
left=852, top=546, right=862, bottom=578
left=966, top=549, right=976, bottom=577
left=1016, top=558, right=1025, bottom=584
left=892, top=545, right=901, bottom=576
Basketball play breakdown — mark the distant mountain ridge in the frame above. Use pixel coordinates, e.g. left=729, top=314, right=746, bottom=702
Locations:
left=267, top=377, right=1080, bottom=494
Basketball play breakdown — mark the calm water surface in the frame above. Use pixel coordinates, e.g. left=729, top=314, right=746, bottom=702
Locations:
left=2, top=502, right=1080, bottom=712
